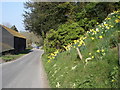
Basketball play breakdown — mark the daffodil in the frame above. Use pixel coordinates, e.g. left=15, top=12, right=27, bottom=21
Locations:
left=112, top=79, right=115, bottom=82
left=96, top=22, right=99, bottom=24
left=54, top=50, right=59, bottom=54
left=101, top=49, right=104, bottom=52
left=78, top=44, right=81, bottom=47
left=91, top=37, right=94, bottom=40
left=115, top=19, right=120, bottom=23
left=47, top=60, right=51, bottom=63
left=90, top=29, right=94, bottom=32
left=83, top=37, right=87, bottom=40
left=91, top=56, right=94, bottom=59
left=93, top=31, right=97, bottom=34
left=73, top=46, right=76, bottom=48
left=89, top=53, right=92, bottom=55
left=87, top=31, right=90, bottom=33
left=106, top=26, right=110, bottom=29
left=96, top=50, right=100, bottom=53
left=48, top=56, right=51, bottom=59
left=105, top=17, right=111, bottom=20
left=99, top=36, right=103, bottom=39
left=113, top=10, right=119, bottom=13
left=51, top=53, right=55, bottom=56
left=104, top=24, right=108, bottom=26
left=107, top=18, right=111, bottom=20
left=52, top=57, right=55, bottom=59
left=74, top=40, right=79, bottom=44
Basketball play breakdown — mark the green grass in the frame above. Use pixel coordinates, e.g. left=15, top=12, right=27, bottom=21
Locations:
left=1, top=49, right=31, bottom=62
left=42, top=47, right=119, bottom=88
left=42, top=11, right=120, bottom=88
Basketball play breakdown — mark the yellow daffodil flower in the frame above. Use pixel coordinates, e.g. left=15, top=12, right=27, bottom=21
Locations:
left=96, top=50, right=100, bottom=53
left=106, top=27, right=110, bottom=29
left=91, top=37, right=95, bottom=40
left=54, top=50, right=59, bottom=54
left=104, top=24, right=108, bottom=26
left=83, top=37, right=87, bottom=40
left=47, top=60, right=51, bottom=63
left=51, top=53, right=55, bottom=56
left=92, top=56, right=94, bottom=59
left=78, top=44, right=81, bottom=47
left=106, top=17, right=111, bottom=20
left=52, top=57, right=55, bottom=59
left=73, top=46, right=76, bottom=48
left=112, top=79, right=115, bottom=82
left=48, top=56, right=51, bottom=59
left=89, top=53, right=92, bottom=55
left=115, top=19, right=120, bottom=23
left=101, top=49, right=104, bottom=52
left=99, top=36, right=103, bottom=39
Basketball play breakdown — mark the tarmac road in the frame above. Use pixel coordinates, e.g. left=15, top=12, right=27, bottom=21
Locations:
left=0, top=49, right=49, bottom=88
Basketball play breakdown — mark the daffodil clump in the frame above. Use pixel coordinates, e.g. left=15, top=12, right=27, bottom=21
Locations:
left=43, top=10, right=119, bottom=88
left=83, top=10, right=119, bottom=62
left=47, top=10, right=120, bottom=63
left=69, top=10, right=119, bottom=62
left=47, top=50, right=59, bottom=62
left=63, top=36, right=86, bottom=51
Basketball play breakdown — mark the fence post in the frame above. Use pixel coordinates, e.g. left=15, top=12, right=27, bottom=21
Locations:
left=76, top=48, right=82, bottom=60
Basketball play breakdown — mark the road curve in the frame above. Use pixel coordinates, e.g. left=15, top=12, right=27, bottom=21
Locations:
left=1, top=49, right=49, bottom=88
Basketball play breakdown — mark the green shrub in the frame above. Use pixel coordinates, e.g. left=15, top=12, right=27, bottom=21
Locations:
left=44, top=22, right=85, bottom=53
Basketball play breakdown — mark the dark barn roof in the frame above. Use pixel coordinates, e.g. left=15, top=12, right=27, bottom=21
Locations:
left=1, top=25, right=26, bottom=39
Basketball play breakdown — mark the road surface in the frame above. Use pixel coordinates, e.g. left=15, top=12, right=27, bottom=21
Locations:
left=0, top=49, right=49, bottom=88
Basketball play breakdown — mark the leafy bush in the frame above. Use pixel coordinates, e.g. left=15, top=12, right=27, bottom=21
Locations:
left=44, top=22, right=85, bottom=53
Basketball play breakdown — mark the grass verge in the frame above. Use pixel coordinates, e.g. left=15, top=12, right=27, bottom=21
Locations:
left=1, top=49, right=31, bottom=62
left=42, top=47, right=119, bottom=88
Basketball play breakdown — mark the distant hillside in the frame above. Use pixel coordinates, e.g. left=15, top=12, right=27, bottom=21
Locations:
left=20, top=32, right=43, bottom=48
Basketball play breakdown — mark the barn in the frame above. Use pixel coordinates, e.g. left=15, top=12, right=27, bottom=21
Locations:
left=0, top=24, right=26, bottom=54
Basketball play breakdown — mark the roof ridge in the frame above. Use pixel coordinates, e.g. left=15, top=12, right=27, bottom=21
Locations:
left=1, top=25, right=26, bottom=39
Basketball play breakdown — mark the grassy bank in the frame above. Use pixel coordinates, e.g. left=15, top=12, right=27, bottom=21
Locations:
left=1, top=49, right=31, bottom=62
left=42, top=47, right=119, bottom=88
left=42, top=11, right=120, bottom=88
